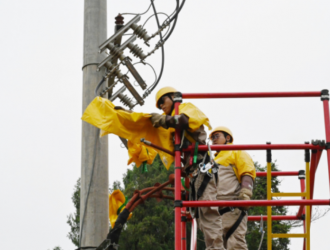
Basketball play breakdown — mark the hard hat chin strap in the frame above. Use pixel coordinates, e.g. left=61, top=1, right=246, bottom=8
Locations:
left=169, top=94, right=175, bottom=114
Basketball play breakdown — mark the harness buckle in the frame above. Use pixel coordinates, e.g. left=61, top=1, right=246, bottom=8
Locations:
left=200, top=162, right=214, bottom=173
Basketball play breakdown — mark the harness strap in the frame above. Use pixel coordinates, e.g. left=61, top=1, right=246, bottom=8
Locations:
left=223, top=209, right=246, bottom=240
left=197, top=174, right=212, bottom=200
left=219, top=206, right=234, bottom=215
left=189, top=178, right=198, bottom=218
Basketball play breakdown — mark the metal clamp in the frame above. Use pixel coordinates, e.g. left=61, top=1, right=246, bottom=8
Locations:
left=173, top=92, right=182, bottom=103
left=298, top=170, right=305, bottom=180
left=174, top=200, right=183, bottom=207
left=321, top=89, right=329, bottom=101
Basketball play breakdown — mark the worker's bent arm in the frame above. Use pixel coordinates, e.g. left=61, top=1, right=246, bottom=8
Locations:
left=235, top=150, right=256, bottom=181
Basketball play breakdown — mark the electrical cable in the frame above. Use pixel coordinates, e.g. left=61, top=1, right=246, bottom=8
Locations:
left=163, top=0, right=179, bottom=42
left=169, top=0, right=185, bottom=23
left=124, top=61, right=158, bottom=86
left=165, top=1, right=180, bottom=21
left=94, top=76, right=106, bottom=96
left=145, top=0, right=165, bottom=94
left=79, top=129, right=100, bottom=248
left=142, top=12, right=171, bottom=38
left=121, top=1, right=153, bottom=16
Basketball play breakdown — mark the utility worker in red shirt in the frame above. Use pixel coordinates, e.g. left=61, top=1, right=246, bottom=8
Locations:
left=193, top=126, right=255, bottom=250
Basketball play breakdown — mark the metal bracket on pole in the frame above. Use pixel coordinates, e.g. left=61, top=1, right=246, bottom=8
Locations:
left=122, top=76, right=144, bottom=105
left=99, top=15, right=141, bottom=53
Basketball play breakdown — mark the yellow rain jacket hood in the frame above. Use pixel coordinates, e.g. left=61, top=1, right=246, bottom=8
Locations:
left=81, top=97, right=211, bottom=169
left=214, top=143, right=256, bottom=181
left=109, top=190, right=132, bottom=228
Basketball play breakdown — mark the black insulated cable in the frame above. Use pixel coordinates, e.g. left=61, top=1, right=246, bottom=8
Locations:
left=94, top=76, right=106, bottom=96
left=146, top=0, right=165, bottom=93
left=164, top=0, right=179, bottom=42
left=169, top=0, right=185, bottom=23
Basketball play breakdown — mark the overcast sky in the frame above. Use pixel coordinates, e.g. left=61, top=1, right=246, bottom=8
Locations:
left=1, top=0, right=330, bottom=249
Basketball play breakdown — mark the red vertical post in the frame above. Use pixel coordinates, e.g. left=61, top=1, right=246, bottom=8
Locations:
left=174, top=93, right=182, bottom=250
left=309, top=150, right=322, bottom=219
left=181, top=207, right=187, bottom=250
left=297, top=171, right=306, bottom=219
left=299, top=173, right=306, bottom=250
left=321, top=92, right=330, bottom=191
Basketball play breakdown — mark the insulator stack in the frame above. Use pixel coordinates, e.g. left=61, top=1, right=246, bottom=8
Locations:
left=118, top=93, right=135, bottom=109
left=130, top=23, right=151, bottom=42
left=127, top=43, right=147, bottom=60
left=107, top=43, right=123, bottom=59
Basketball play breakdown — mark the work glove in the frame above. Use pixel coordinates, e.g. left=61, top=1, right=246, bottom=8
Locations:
left=238, top=175, right=254, bottom=210
left=165, top=114, right=189, bottom=130
left=150, top=113, right=167, bottom=128
left=114, top=106, right=133, bottom=113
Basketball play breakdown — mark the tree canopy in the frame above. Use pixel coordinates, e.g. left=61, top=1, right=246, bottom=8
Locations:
left=68, top=156, right=292, bottom=249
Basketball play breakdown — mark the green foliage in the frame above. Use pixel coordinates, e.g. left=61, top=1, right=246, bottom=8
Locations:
left=48, top=247, right=62, bottom=250
left=67, top=178, right=80, bottom=247
left=247, top=162, right=291, bottom=250
left=118, top=155, right=175, bottom=250
left=117, top=156, right=211, bottom=250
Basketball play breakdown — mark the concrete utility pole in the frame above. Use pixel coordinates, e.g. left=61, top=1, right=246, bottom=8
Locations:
left=81, top=0, right=108, bottom=248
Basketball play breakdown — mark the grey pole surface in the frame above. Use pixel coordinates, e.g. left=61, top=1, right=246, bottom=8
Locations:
left=81, top=0, right=108, bottom=248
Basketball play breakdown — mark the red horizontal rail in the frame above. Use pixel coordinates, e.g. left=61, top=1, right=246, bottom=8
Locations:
left=183, top=144, right=325, bottom=152
left=182, top=199, right=330, bottom=207
left=248, top=215, right=300, bottom=221
left=256, top=171, right=299, bottom=177
left=182, top=91, right=321, bottom=99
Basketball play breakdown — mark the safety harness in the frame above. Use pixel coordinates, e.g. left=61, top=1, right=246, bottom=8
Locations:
left=219, top=207, right=247, bottom=240
left=189, top=141, right=247, bottom=240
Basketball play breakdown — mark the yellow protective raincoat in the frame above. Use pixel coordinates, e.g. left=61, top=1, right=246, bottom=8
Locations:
left=81, top=97, right=211, bottom=169
left=109, top=190, right=132, bottom=228
left=214, top=143, right=256, bottom=181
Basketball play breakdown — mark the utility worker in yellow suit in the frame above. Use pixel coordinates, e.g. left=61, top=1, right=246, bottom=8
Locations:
left=149, top=86, right=211, bottom=172
left=192, top=126, right=255, bottom=250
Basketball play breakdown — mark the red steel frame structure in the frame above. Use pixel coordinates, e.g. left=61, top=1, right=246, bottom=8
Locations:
left=173, top=90, right=330, bottom=250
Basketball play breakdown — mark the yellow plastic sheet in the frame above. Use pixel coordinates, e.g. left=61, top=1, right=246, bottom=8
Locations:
left=173, top=102, right=212, bottom=132
left=81, top=97, right=212, bottom=169
left=109, top=190, right=132, bottom=228
left=127, top=141, right=158, bottom=167
left=214, top=143, right=256, bottom=181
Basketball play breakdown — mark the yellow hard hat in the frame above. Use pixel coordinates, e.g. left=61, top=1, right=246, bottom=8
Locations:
left=209, top=126, right=234, bottom=142
left=155, top=86, right=177, bottom=108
